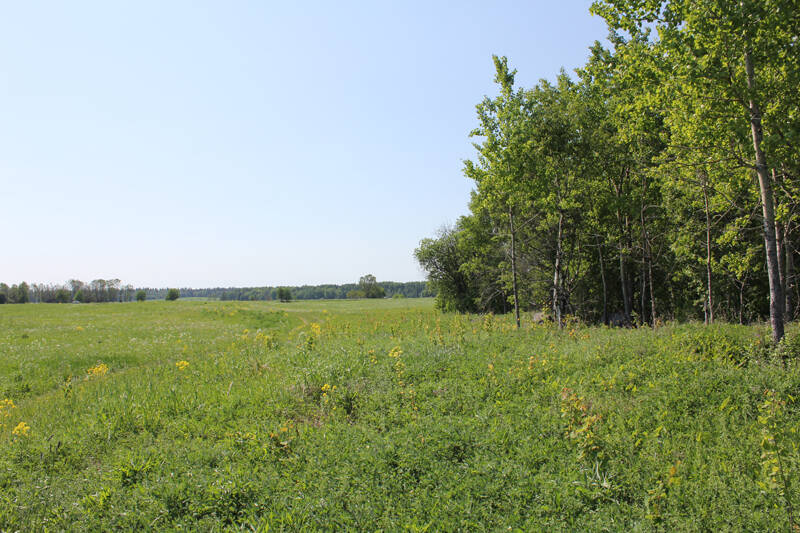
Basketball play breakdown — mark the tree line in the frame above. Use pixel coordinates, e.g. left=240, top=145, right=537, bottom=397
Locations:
left=416, top=0, right=800, bottom=342
left=0, top=279, right=431, bottom=304
left=0, top=279, right=138, bottom=304
left=182, top=279, right=431, bottom=301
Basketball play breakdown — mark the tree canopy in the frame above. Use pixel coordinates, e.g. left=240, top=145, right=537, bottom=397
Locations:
left=417, top=1, right=800, bottom=343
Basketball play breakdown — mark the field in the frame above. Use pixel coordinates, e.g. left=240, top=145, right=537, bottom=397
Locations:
left=1, top=299, right=799, bottom=531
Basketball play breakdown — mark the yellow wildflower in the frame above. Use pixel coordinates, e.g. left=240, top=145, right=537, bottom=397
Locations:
left=0, top=399, right=15, bottom=429
left=388, top=346, right=403, bottom=358
left=175, top=360, right=190, bottom=371
left=86, top=363, right=109, bottom=378
left=12, top=421, right=30, bottom=437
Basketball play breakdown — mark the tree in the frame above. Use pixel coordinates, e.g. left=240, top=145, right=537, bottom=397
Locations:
left=136, top=290, right=147, bottom=302
left=9, top=282, right=30, bottom=304
left=416, top=224, right=479, bottom=312
left=358, top=274, right=385, bottom=298
left=277, top=287, right=292, bottom=302
left=55, top=289, right=71, bottom=303
left=590, top=0, right=799, bottom=341
left=166, top=288, right=180, bottom=301
left=464, top=56, right=530, bottom=327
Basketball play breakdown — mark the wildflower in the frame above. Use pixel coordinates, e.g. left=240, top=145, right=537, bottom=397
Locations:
left=75, top=326, right=84, bottom=331
left=310, top=323, right=322, bottom=337
left=12, top=421, right=30, bottom=437
left=388, top=346, right=403, bottom=358
left=86, top=363, right=109, bottom=378
left=0, top=399, right=15, bottom=429
left=175, top=360, right=190, bottom=371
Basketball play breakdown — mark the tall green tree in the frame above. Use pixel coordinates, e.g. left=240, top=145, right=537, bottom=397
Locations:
left=591, top=0, right=800, bottom=341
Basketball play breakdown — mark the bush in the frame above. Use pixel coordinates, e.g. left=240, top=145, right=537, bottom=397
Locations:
left=166, top=289, right=180, bottom=301
left=135, top=290, right=147, bottom=302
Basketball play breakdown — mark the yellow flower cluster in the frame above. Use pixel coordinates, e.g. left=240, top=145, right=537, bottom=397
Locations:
left=175, top=360, right=190, bottom=370
left=86, top=363, right=109, bottom=378
left=321, top=383, right=336, bottom=402
left=310, top=323, right=322, bottom=337
left=0, top=398, right=15, bottom=428
left=75, top=326, right=84, bottom=331
left=254, top=331, right=275, bottom=348
left=388, top=346, right=403, bottom=358
left=12, top=421, right=30, bottom=437
left=560, top=387, right=602, bottom=460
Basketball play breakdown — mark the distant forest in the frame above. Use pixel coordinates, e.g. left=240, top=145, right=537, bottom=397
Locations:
left=0, top=279, right=431, bottom=304
left=143, top=281, right=432, bottom=301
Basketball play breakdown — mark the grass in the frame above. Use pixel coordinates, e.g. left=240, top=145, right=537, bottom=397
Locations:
left=0, top=298, right=799, bottom=531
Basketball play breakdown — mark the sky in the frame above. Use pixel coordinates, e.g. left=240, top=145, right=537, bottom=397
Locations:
left=1, top=1, right=609, bottom=288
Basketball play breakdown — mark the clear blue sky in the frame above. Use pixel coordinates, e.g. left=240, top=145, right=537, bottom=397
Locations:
left=1, top=1, right=608, bottom=288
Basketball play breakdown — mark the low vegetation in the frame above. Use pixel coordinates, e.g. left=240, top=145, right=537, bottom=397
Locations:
left=1, top=299, right=798, bottom=530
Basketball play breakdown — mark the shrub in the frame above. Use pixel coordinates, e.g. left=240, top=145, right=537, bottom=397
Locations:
left=166, top=289, right=180, bottom=301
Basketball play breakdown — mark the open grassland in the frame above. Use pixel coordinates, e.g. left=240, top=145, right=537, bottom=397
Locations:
left=1, top=299, right=799, bottom=531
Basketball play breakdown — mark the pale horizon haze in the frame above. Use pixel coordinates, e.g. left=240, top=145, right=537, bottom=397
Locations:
left=1, top=1, right=609, bottom=288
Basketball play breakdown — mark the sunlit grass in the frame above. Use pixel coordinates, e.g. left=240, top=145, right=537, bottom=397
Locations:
left=0, top=299, right=798, bottom=530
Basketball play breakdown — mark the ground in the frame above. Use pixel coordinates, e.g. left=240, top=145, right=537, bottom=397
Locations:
left=0, top=298, right=798, bottom=530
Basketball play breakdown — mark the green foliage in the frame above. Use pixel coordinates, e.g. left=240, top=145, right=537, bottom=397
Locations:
left=358, top=274, right=385, bottom=298
left=0, top=300, right=799, bottom=529
left=415, top=223, right=485, bottom=313
left=165, top=289, right=180, bottom=301
left=276, top=287, right=292, bottom=302
left=54, top=289, right=71, bottom=304
left=418, top=0, right=800, bottom=340
left=135, top=290, right=146, bottom=302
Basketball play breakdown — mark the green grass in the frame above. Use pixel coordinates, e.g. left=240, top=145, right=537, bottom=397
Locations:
left=0, top=299, right=798, bottom=531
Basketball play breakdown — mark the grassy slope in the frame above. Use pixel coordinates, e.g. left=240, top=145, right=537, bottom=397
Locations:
left=0, top=299, right=798, bottom=531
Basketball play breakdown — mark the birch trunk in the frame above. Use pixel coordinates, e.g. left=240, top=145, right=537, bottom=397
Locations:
left=509, top=206, right=520, bottom=329
left=745, top=50, right=784, bottom=343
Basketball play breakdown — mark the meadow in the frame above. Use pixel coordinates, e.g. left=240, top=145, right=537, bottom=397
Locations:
left=0, top=298, right=799, bottom=531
